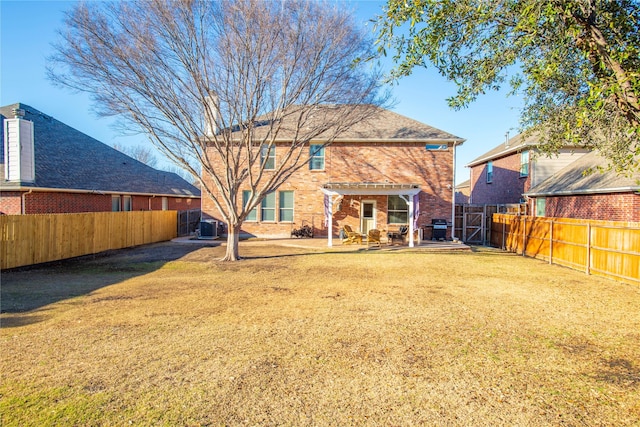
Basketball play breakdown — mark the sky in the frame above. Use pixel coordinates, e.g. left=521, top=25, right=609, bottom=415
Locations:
left=1, top=0, right=523, bottom=185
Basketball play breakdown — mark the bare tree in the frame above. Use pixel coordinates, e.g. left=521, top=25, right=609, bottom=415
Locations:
left=49, top=0, right=385, bottom=261
left=112, top=143, right=159, bottom=168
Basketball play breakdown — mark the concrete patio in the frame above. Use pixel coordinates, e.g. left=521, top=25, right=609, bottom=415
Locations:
left=172, top=235, right=471, bottom=252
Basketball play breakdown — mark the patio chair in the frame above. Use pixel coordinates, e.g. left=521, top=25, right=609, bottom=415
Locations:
left=387, top=226, right=408, bottom=244
left=367, top=229, right=382, bottom=248
left=342, top=225, right=363, bottom=245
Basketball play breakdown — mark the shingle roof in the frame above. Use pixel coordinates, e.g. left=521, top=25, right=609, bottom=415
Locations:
left=235, top=104, right=464, bottom=143
left=525, top=151, right=640, bottom=196
left=1, top=103, right=200, bottom=197
left=466, top=132, right=539, bottom=167
left=332, top=105, right=463, bottom=141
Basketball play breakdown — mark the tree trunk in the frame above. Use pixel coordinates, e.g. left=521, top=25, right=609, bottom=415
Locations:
left=222, top=222, right=241, bottom=261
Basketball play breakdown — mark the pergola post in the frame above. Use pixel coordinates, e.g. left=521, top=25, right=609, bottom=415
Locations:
left=400, top=194, right=415, bottom=247
left=327, top=196, right=334, bottom=247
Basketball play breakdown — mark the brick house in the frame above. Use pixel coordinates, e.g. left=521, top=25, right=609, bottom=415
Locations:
left=466, top=132, right=589, bottom=205
left=1, top=103, right=200, bottom=214
left=525, top=151, right=640, bottom=221
left=201, top=105, right=464, bottom=245
left=455, top=179, right=470, bottom=204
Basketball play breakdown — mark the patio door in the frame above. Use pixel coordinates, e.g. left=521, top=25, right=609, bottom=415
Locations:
left=361, top=201, right=376, bottom=234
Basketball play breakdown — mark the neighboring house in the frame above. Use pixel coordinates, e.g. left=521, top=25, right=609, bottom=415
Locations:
left=455, top=179, right=470, bottom=204
left=466, top=132, right=590, bottom=205
left=525, top=151, right=640, bottom=221
left=201, top=105, right=464, bottom=244
left=1, top=103, right=200, bottom=215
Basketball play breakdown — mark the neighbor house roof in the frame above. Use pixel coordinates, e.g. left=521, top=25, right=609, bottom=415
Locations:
left=525, top=151, right=640, bottom=197
left=466, top=132, right=538, bottom=167
left=1, top=103, right=200, bottom=197
left=230, top=104, right=465, bottom=143
left=456, top=179, right=470, bottom=189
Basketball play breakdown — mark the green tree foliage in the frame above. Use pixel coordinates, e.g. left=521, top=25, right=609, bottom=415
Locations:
left=376, top=0, right=640, bottom=174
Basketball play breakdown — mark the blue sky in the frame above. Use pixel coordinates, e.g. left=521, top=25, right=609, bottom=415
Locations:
left=1, top=0, right=523, bottom=184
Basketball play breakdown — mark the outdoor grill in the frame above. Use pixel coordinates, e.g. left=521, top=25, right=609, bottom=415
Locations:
left=431, top=219, right=448, bottom=240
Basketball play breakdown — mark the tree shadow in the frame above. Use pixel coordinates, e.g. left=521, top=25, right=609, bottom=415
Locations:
left=0, top=242, right=209, bottom=324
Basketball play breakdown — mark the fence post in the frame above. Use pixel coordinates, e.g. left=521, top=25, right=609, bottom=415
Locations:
left=502, top=215, right=506, bottom=250
left=522, top=216, right=526, bottom=256
left=549, top=219, right=553, bottom=265
left=586, top=222, right=591, bottom=275
left=482, top=204, right=487, bottom=246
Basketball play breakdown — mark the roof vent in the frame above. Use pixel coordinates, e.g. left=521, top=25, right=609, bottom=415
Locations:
left=12, top=108, right=25, bottom=119
left=504, top=131, right=510, bottom=147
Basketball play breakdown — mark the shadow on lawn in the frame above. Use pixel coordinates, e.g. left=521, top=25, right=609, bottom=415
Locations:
left=0, top=242, right=210, bottom=324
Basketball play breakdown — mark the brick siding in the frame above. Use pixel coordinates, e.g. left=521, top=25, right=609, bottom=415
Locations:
left=470, top=152, right=530, bottom=204
left=203, top=141, right=454, bottom=238
left=0, top=190, right=200, bottom=214
left=0, top=191, right=23, bottom=214
left=544, top=193, right=640, bottom=221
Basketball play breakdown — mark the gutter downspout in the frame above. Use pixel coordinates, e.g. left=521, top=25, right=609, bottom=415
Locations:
left=451, top=140, right=463, bottom=240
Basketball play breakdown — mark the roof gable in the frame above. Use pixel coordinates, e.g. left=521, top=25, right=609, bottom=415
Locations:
left=467, top=132, right=538, bottom=167
left=1, top=103, right=200, bottom=197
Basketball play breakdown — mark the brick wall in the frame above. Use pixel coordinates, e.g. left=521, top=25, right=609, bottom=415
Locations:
left=131, top=196, right=200, bottom=211
left=202, top=141, right=454, bottom=238
left=470, top=152, right=530, bottom=204
left=0, top=191, right=23, bottom=214
left=544, top=193, right=640, bottom=221
left=1, top=191, right=200, bottom=214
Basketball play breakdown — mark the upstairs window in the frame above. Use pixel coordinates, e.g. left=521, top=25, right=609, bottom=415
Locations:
left=261, top=144, right=275, bottom=170
left=486, top=161, right=493, bottom=183
left=520, top=150, right=529, bottom=177
left=309, top=144, right=325, bottom=170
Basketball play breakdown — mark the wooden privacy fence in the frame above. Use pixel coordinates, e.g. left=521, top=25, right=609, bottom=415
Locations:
left=454, top=204, right=526, bottom=244
left=491, top=214, right=639, bottom=286
left=1, top=211, right=177, bottom=270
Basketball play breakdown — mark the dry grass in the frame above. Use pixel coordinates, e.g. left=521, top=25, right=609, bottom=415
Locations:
left=1, top=242, right=639, bottom=426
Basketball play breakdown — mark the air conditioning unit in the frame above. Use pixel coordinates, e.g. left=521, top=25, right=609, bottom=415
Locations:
left=197, top=219, right=218, bottom=239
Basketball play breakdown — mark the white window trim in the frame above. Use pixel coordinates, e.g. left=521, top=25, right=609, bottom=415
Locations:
left=261, top=145, right=276, bottom=170
left=387, top=195, right=408, bottom=225
left=279, top=190, right=294, bottom=222
left=309, top=144, right=325, bottom=171
left=261, top=192, right=276, bottom=222
left=520, top=150, right=530, bottom=177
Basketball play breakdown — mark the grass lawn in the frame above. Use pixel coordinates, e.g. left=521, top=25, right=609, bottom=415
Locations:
left=1, top=242, right=639, bottom=426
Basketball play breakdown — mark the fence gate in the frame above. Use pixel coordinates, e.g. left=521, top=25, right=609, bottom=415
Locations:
left=178, top=209, right=201, bottom=236
left=463, top=212, right=484, bottom=244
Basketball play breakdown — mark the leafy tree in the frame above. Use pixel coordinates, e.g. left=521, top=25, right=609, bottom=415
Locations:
left=375, top=0, right=640, bottom=174
left=49, top=0, right=384, bottom=261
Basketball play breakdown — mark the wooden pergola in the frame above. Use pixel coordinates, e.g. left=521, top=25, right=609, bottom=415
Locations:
left=320, top=182, right=421, bottom=247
